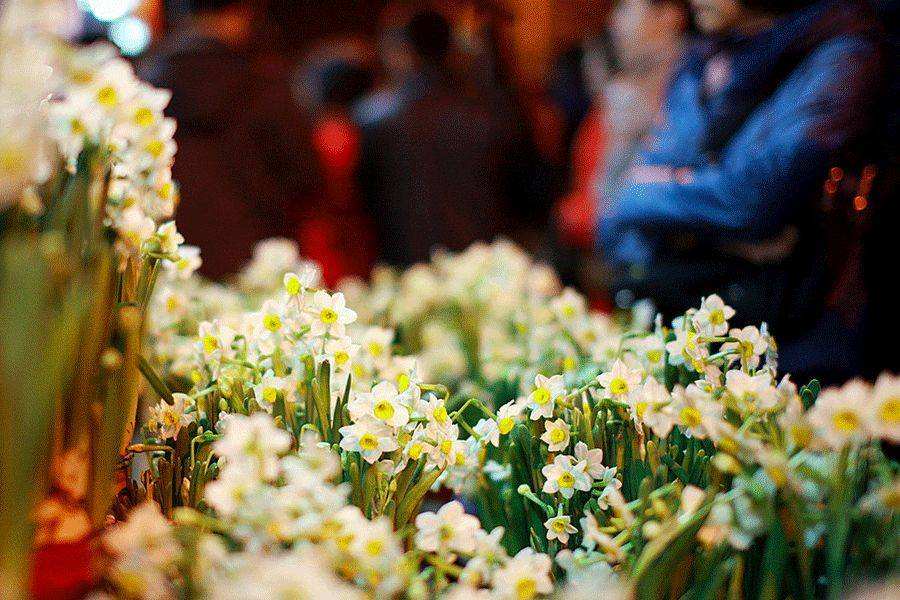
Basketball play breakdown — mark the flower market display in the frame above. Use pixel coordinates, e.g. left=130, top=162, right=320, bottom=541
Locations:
left=1, top=3, right=898, bottom=600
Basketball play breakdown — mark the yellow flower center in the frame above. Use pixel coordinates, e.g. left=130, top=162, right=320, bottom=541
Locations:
left=408, top=443, right=423, bottom=460
left=70, top=69, right=93, bottom=85
left=498, top=417, right=515, bottom=435
left=284, top=276, right=301, bottom=296
left=145, top=139, right=165, bottom=157
left=96, top=85, right=117, bottom=106
left=610, top=377, right=628, bottom=395
left=533, top=387, right=551, bottom=406
left=433, top=405, right=448, bottom=424
left=562, top=356, right=576, bottom=372
left=320, top=307, right=338, bottom=324
left=561, top=304, right=576, bottom=319
left=558, top=471, right=575, bottom=488
left=162, top=411, right=177, bottom=428
left=367, top=341, right=384, bottom=356
left=158, top=182, right=174, bottom=200
left=549, top=428, right=567, bottom=444
left=262, top=387, right=278, bottom=404
left=359, top=433, right=379, bottom=451
left=516, top=577, right=537, bottom=600
left=709, top=309, right=725, bottom=325
left=263, top=313, right=282, bottom=332
left=551, top=519, right=567, bottom=532
left=679, top=406, right=702, bottom=429
left=364, top=539, right=383, bottom=557
left=878, top=398, right=900, bottom=425
left=133, top=107, right=154, bottom=127
left=397, top=372, right=410, bottom=392
left=440, top=439, right=453, bottom=455
left=70, top=118, right=85, bottom=135
left=790, top=423, right=813, bottom=448
left=334, top=350, right=349, bottom=366
left=374, top=400, right=395, bottom=421
left=635, top=401, right=648, bottom=419
left=202, top=335, right=218, bottom=354
left=832, top=409, right=860, bottom=434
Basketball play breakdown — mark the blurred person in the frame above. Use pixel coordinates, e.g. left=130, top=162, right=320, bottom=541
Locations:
left=598, top=0, right=887, bottom=381
left=139, top=0, right=320, bottom=279
left=296, top=49, right=377, bottom=285
left=553, top=3, right=691, bottom=300
left=357, top=8, right=522, bottom=266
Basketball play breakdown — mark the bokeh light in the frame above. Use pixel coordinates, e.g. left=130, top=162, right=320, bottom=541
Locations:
left=109, top=16, right=151, bottom=56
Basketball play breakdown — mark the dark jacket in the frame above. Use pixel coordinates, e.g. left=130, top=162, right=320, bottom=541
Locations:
left=598, top=0, right=886, bottom=381
left=356, top=69, right=522, bottom=266
left=139, top=26, right=320, bottom=279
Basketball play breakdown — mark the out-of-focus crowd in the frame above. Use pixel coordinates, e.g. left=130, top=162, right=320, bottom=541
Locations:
left=116, top=0, right=897, bottom=381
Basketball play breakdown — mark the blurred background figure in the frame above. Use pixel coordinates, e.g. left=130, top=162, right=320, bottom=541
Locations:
left=295, top=40, right=378, bottom=286
left=356, top=7, right=530, bottom=267
left=70, top=0, right=896, bottom=378
left=598, top=0, right=890, bottom=382
left=139, top=0, right=321, bottom=279
left=552, top=0, right=693, bottom=305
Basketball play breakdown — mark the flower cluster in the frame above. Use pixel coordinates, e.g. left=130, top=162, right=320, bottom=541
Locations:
left=341, top=241, right=626, bottom=391
left=108, top=410, right=556, bottom=599
left=130, top=239, right=897, bottom=599
left=1, top=5, right=187, bottom=265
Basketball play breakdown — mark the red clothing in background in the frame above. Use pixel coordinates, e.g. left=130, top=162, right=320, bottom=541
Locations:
left=300, top=112, right=375, bottom=286
left=555, top=105, right=606, bottom=249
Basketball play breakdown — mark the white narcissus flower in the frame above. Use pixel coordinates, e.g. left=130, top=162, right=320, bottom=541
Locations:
left=597, top=359, right=643, bottom=399
left=492, top=548, right=553, bottom=600
left=414, top=501, right=480, bottom=555
left=527, top=374, right=566, bottom=420
left=541, top=454, right=591, bottom=499
left=692, top=294, right=735, bottom=336
left=724, top=369, right=779, bottom=411
left=214, top=412, right=291, bottom=479
left=627, top=377, right=674, bottom=437
left=282, top=265, right=319, bottom=296
left=361, top=326, right=394, bottom=361
left=550, top=287, right=587, bottom=323
left=573, top=442, right=607, bottom=480
left=252, top=371, right=294, bottom=413
left=540, top=418, right=570, bottom=452
left=148, top=392, right=194, bottom=439
left=338, top=417, right=399, bottom=464
left=868, top=372, right=900, bottom=443
left=349, top=380, right=410, bottom=428
left=665, top=318, right=707, bottom=372
left=545, top=514, right=577, bottom=545
left=807, top=380, right=872, bottom=450
left=670, top=384, right=724, bottom=440
left=308, top=290, right=357, bottom=337
left=154, top=220, right=183, bottom=254
left=197, top=320, right=236, bottom=361
left=114, top=204, right=155, bottom=253
left=722, top=326, right=768, bottom=369
left=579, top=512, right=625, bottom=562
left=164, top=244, right=201, bottom=279
left=473, top=418, right=500, bottom=447
left=323, top=335, right=359, bottom=371
left=495, top=401, right=523, bottom=435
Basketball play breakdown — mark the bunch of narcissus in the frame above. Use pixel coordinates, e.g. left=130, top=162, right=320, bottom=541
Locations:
left=462, top=295, right=899, bottom=599
left=111, top=265, right=560, bottom=598
left=112, top=236, right=898, bottom=600
left=0, top=3, right=191, bottom=597
left=339, top=240, right=634, bottom=397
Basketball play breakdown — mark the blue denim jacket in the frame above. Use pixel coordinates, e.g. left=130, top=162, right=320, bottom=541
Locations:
left=599, top=0, right=882, bottom=266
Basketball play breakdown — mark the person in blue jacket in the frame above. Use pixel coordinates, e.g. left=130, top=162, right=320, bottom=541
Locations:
left=598, top=0, right=888, bottom=382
